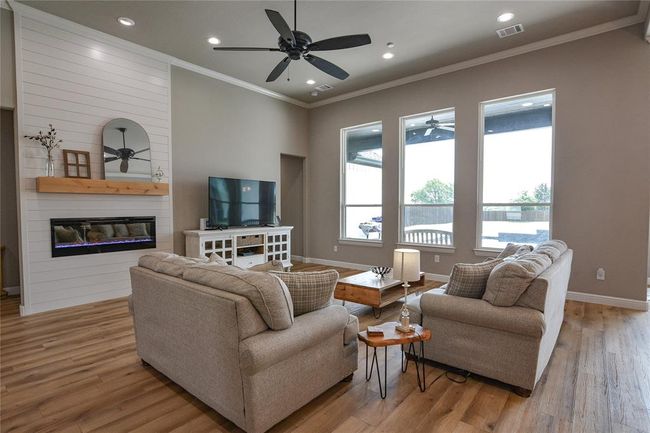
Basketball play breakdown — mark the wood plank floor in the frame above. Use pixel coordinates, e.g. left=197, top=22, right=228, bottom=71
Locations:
left=2, top=263, right=649, bottom=433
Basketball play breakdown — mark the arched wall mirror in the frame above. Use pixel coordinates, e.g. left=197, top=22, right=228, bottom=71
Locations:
left=102, top=118, right=152, bottom=181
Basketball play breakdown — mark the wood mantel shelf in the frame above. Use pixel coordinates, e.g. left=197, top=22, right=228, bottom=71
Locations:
left=35, top=177, right=169, bottom=196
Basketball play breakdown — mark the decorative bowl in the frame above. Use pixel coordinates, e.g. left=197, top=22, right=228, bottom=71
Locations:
left=370, top=266, right=392, bottom=279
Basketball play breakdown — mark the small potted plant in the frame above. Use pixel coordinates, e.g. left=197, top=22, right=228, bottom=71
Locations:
left=25, top=124, right=62, bottom=177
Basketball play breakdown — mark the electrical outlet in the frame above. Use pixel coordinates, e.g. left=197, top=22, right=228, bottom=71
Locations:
left=434, top=255, right=440, bottom=263
left=596, top=268, right=605, bottom=281
left=333, top=245, right=338, bottom=253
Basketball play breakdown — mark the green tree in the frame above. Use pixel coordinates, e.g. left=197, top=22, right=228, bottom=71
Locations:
left=513, top=183, right=551, bottom=203
left=410, top=179, right=454, bottom=204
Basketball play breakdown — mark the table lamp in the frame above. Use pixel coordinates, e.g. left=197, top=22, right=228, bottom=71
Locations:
left=393, top=248, right=420, bottom=333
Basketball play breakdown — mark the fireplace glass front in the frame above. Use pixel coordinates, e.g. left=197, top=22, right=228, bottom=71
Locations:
left=50, top=216, right=156, bottom=257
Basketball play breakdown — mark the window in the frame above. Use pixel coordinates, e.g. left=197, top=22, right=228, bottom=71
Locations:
left=341, top=122, right=382, bottom=241
left=400, top=109, right=455, bottom=246
left=478, top=90, right=554, bottom=249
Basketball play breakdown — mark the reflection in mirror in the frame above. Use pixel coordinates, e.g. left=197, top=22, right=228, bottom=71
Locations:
left=102, top=118, right=152, bottom=181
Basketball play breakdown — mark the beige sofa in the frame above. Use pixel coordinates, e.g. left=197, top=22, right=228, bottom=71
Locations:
left=129, top=256, right=358, bottom=433
left=407, top=248, right=573, bottom=394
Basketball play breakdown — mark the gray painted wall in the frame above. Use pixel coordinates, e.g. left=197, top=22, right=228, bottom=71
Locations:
left=1, top=108, right=20, bottom=288
left=308, top=25, right=650, bottom=301
left=1, top=8, right=15, bottom=109
left=171, top=66, right=309, bottom=254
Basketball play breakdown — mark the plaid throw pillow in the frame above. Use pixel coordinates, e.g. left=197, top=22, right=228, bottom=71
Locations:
left=446, top=259, right=502, bottom=299
left=271, top=270, right=338, bottom=316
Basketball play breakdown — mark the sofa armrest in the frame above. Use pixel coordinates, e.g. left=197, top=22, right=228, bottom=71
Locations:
left=419, top=291, right=545, bottom=338
left=239, top=305, right=350, bottom=375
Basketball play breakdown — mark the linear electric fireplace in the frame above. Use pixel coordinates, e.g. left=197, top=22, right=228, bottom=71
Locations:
left=50, top=216, right=156, bottom=257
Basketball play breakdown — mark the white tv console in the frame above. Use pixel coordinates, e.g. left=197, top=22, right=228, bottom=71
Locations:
left=184, top=226, right=293, bottom=269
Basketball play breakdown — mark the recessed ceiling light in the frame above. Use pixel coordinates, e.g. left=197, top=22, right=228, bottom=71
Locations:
left=521, top=102, right=533, bottom=107
left=306, top=79, right=316, bottom=85
left=382, top=52, right=394, bottom=60
left=386, top=42, right=395, bottom=48
left=117, top=17, right=135, bottom=27
left=310, top=91, right=319, bottom=96
left=207, top=37, right=221, bottom=45
left=497, top=12, right=515, bottom=23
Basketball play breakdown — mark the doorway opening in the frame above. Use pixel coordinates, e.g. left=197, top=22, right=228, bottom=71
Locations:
left=280, top=154, right=305, bottom=260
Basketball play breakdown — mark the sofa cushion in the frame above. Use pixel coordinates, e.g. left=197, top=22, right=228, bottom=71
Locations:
left=270, top=270, right=338, bottom=316
left=446, top=259, right=502, bottom=299
left=497, top=243, right=533, bottom=259
left=248, top=260, right=284, bottom=272
left=138, top=252, right=209, bottom=277
left=183, top=264, right=294, bottom=330
left=483, top=253, right=552, bottom=307
left=532, top=240, right=568, bottom=262
left=209, top=252, right=229, bottom=266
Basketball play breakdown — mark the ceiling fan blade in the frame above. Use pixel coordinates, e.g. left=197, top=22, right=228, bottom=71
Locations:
left=213, top=47, right=282, bottom=52
left=104, top=156, right=119, bottom=163
left=120, top=159, right=129, bottom=173
left=304, top=54, right=349, bottom=80
left=103, top=146, right=119, bottom=156
left=265, top=9, right=294, bottom=46
left=132, top=148, right=150, bottom=155
left=308, top=34, right=371, bottom=51
left=424, top=128, right=433, bottom=136
left=266, top=57, right=291, bottom=82
left=131, top=157, right=151, bottom=162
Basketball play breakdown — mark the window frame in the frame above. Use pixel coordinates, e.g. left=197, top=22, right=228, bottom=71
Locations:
left=476, top=89, right=556, bottom=252
left=339, top=121, right=383, bottom=244
left=398, top=107, right=456, bottom=251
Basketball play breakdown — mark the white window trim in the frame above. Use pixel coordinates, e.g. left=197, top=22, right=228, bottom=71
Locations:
left=340, top=121, right=383, bottom=243
left=476, top=89, right=556, bottom=250
left=398, top=107, right=456, bottom=247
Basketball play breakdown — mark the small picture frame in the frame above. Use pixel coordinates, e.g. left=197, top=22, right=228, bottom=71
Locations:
left=62, top=149, right=91, bottom=179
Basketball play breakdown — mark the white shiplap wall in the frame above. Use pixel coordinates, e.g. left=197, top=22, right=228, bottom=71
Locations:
left=14, top=11, right=173, bottom=315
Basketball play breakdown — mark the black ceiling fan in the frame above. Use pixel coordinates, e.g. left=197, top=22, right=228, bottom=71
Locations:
left=104, top=127, right=150, bottom=173
left=424, top=116, right=455, bottom=136
left=212, top=0, right=371, bottom=82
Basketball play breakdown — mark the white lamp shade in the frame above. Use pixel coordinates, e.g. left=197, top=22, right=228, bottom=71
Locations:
left=393, top=248, right=420, bottom=282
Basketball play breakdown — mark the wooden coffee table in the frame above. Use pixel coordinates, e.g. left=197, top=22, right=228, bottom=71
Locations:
left=358, top=322, right=432, bottom=399
left=335, top=271, right=428, bottom=318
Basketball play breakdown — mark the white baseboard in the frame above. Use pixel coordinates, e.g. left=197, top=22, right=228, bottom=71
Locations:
left=566, top=291, right=648, bottom=311
left=3, top=285, right=20, bottom=296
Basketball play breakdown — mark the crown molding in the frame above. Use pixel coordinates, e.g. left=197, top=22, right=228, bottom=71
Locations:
left=307, top=12, right=647, bottom=109
left=6, top=0, right=308, bottom=108
left=170, top=58, right=309, bottom=108
left=6, top=0, right=647, bottom=110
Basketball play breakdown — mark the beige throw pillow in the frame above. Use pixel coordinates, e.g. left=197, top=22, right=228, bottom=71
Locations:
left=249, top=260, right=284, bottom=272
left=483, top=253, right=552, bottom=307
left=209, top=252, right=229, bottom=266
left=532, top=240, right=568, bottom=262
left=271, top=270, right=338, bottom=316
left=497, top=243, right=533, bottom=259
left=184, top=264, right=294, bottom=330
left=445, top=259, right=502, bottom=299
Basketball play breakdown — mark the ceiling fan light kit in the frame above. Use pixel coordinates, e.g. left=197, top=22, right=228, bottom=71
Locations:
left=212, top=0, right=371, bottom=82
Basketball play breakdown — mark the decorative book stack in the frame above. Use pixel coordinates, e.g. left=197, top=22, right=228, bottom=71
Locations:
left=367, top=326, right=384, bottom=337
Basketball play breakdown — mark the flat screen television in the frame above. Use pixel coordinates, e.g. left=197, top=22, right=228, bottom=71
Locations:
left=208, top=177, right=277, bottom=228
